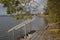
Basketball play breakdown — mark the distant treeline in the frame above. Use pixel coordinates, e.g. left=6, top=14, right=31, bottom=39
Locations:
left=0, top=15, right=10, bottom=17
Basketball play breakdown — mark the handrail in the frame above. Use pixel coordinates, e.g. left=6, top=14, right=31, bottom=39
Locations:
left=8, top=18, right=35, bottom=32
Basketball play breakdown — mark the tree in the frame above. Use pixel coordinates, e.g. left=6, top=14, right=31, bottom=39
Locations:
left=45, top=0, right=60, bottom=23
left=0, top=0, right=39, bottom=20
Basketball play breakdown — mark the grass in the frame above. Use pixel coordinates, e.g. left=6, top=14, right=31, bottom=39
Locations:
left=42, top=22, right=60, bottom=40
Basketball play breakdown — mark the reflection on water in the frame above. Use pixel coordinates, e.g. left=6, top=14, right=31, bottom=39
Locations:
left=0, top=16, right=47, bottom=40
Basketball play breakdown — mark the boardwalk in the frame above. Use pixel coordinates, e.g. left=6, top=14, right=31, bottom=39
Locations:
left=26, top=23, right=57, bottom=40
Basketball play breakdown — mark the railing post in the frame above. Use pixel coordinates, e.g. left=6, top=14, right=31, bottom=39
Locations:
left=30, top=22, right=32, bottom=32
left=12, top=29, right=15, bottom=40
left=24, top=25, right=27, bottom=40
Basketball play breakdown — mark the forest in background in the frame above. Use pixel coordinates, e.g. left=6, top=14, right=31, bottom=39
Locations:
left=44, top=0, right=60, bottom=23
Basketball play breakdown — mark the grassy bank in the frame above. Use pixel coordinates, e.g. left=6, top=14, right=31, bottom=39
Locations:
left=42, top=22, right=60, bottom=40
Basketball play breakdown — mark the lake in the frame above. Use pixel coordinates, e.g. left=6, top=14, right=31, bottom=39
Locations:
left=0, top=16, right=47, bottom=40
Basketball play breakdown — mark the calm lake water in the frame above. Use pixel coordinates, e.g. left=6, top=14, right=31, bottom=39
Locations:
left=0, top=16, right=47, bottom=40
